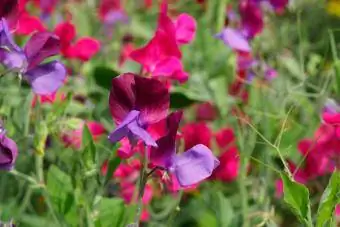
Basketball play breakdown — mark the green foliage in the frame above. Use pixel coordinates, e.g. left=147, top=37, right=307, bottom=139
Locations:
left=316, top=172, right=340, bottom=227
left=281, top=173, right=313, bottom=226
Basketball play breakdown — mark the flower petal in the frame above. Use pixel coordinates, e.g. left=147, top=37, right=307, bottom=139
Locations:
left=54, top=21, right=76, bottom=46
left=25, top=60, right=66, bottom=95
left=0, top=136, right=18, bottom=170
left=24, top=31, right=60, bottom=69
left=175, top=13, right=197, bottom=45
left=171, top=144, right=219, bottom=187
left=153, top=57, right=188, bottom=83
left=109, top=73, right=137, bottom=124
left=134, top=75, right=170, bottom=125
left=108, top=110, right=140, bottom=143
left=67, top=37, right=101, bottom=61
left=150, top=111, right=182, bottom=167
left=215, top=28, right=251, bottom=52
left=127, top=120, right=157, bottom=147
left=15, top=12, right=46, bottom=35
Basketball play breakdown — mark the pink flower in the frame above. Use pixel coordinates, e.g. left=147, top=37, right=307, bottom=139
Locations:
left=129, top=3, right=196, bottom=83
left=54, top=21, right=101, bottom=61
left=182, top=122, right=212, bottom=150
left=215, top=127, right=235, bottom=149
left=31, top=92, right=65, bottom=107
left=336, top=204, right=340, bottom=216
left=212, top=147, right=239, bottom=182
left=15, top=12, right=46, bottom=35
left=61, top=121, right=106, bottom=149
left=239, top=0, right=263, bottom=38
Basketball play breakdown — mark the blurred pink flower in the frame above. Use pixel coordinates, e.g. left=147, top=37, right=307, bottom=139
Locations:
left=182, top=122, right=212, bottom=150
left=54, top=21, right=101, bottom=61
left=61, top=121, right=106, bottom=149
left=212, top=146, right=239, bottom=182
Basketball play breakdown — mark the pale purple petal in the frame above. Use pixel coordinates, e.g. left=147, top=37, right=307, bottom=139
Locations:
left=104, top=10, right=129, bottom=25
left=108, top=110, right=140, bottom=143
left=215, top=28, right=251, bottom=52
left=25, top=60, right=66, bottom=95
left=24, top=31, right=60, bottom=69
left=127, top=121, right=157, bottom=147
left=171, top=144, right=219, bottom=187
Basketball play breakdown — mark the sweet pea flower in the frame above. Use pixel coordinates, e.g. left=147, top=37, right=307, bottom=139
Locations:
left=0, top=19, right=66, bottom=94
left=54, top=21, right=101, bottom=61
left=62, top=121, right=106, bottom=149
left=0, top=125, right=18, bottom=171
left=108, top=73, right=170, bottom=147
left=150, top=111, right=219, bottom=187
left=182, top=122, right=212, bottom=150
left=212, top=147, right=239, bottom=181
left=239, top=0, right=264, bottom=38
left=130, top=3, right=196, bottom=83
left=215, top=28, right=251, bottom=53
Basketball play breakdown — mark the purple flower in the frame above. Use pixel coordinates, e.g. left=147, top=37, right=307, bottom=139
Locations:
left=150, top=111, right=219, bottom=187
left=108, top=73, right=170, bottom=147
left=0, top=126, right=18, bottom=171
left=215, top=28, right=251, bottom=53
left=0, top=18, right=66, bottom=95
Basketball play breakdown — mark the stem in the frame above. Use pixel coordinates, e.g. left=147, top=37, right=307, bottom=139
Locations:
left=35, top=155, right=44, bottom=184
left=239, top=156, right=250, bottom=227
left=9, top=169, right=37, bottom=185
left=133, top=145, right=148, bottom=226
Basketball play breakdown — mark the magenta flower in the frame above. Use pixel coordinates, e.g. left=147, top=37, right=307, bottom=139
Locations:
left=0, top=19, right=66, bottom=95
left=0, top=125, right=18, bottom=171
left=108, top=73, right=170, bottom=147
left=130, top=3, right=195, bottom=83
left=150, top=111, right=219, bottom=187
left=239, top=0, right=264, bottom=38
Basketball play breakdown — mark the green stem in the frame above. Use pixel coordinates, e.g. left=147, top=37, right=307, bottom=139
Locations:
left=35, top=155, right=44, bottom=184
left=239, top=156, right=250, bottom=227
left=216, top=0, right=228, bottom=32
left=9, top=169, right=37, bottom=185
left=133, top=145, right=148, bottom=226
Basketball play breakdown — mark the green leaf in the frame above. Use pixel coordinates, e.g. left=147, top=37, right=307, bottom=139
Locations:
left=47, top=165, right=75, bottom=214
left=92, top=66, right=120, bottom=90
left=281, top=173, right=312, bottom=226
left=104, top=156, right=121, bottom=185
left=95, top=198, right=125, bottom=227
left=82, top=125, right=97, bottom=170
left=170, top=92, right=200, bottom=109
left=316, top=171, right=340, bottom=227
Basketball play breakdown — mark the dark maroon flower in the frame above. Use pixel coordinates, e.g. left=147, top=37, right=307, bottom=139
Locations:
left=108, top=73, right=170, bottom=147
left=239, top=0, right=264, bottom=38
left=0, top=0, right=18, bottom=18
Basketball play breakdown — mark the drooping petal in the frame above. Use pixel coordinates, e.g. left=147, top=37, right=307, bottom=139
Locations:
left=0, top=18, right=27, bottom=71
left=0, top=136, right=18, bottom=171
left=134, top=75, right=170, bottom=125
left=25, top=60, right=66, bottom=95
left=171, top=144, right=219, bottom=187
left=108, top=110, right=140, bottom=143
left=127, top=120, right=157, bottom=147
left=67, top=37, right=101, bottom=61
left=215, top=28, right=251, bottom=52
left=150, top=111, right=183, bottom=167
left=24, top=32, right=60, bottom=69
left=175, top=14, right=197, bottom=45
left=109, top=73, right=136, bottom=124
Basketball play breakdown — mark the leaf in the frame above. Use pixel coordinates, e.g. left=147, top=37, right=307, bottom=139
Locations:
left=95, top=198, right=125, bottom=227
left=170, top=92, right=200, bottom=109
left=104, top=156, right=121, bottom=185
left=82, top=125, right=97, bottom=170
left=47, top=165, right=75, bottom=214
left=92, top=66, right=120, bottom=90
left=281, top=173, right=312, bottom=226
left=316, top=171, right=340, bottom=227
